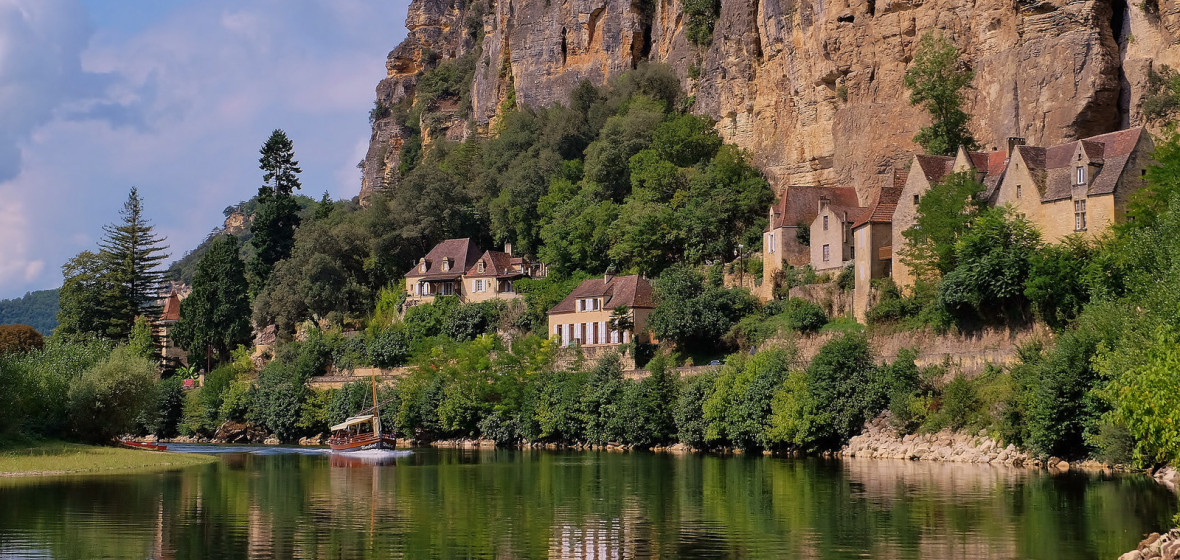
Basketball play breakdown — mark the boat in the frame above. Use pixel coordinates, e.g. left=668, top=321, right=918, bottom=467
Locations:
left=119, top=439, right=168, bottom=451
left=328, top=376, right=397, bottom=452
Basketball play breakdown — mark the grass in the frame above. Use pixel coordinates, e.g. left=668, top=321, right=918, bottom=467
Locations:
left=0, top=438, right=216, bottom=478
left=820, top=316, right=865, bottom=334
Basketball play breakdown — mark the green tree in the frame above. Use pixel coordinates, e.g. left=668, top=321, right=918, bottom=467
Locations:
left=67, top=346, right=158, bottom=443
left=174, top=235, right=253, bottom=366
left=98, top=187, right=169, bottom=339
left=1123, top=129, right=1180, bottom=230
left=683, top=0, right=721, bottom=46
left=56, top=251, right=123, bottom=338
left=249, top=129, right=304, bottom=291
left=127, top=316, right=154, bottom=359
left=648, top=265, right=758, bottom=353
left=1024, top=236, right=1094, bottom=329
left=900, top=171, right=987, bottom=279
left=904, top=33, right=978, bottom=156
left=315, top=190, right=334, bottom=221
left=937, top=207, right=1041, bottom=319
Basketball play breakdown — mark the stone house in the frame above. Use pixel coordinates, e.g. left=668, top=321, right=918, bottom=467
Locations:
left=889, top=145, right=1008, bottom=288
left=990, top=128, right=1153, bottom=243
left=462, top=245, right=546, bottom=304
left=809, top=194, right=868, bottom=274
left=851, top=173, right=904, bottom=321
left=404, top=238, right=483, bottom=305
left=547, top=273, right=655, bottom=347
left=405, top=238, right=547, bottom=306
left=762, top=185, right=860, bottom=298
left=153, top=289, right=188, bottom=368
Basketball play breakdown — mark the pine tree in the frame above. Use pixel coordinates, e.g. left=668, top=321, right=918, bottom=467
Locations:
left=173, top=235, right=252, bottom=366
left=98, top=188, right=169, bottom=339
left=315, top=190, right=333, bottom=221
left=249, top=129, right=303, bottom=291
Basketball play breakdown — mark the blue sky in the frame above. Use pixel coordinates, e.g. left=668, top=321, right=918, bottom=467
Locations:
left=0, top=0, right=412, bottom=299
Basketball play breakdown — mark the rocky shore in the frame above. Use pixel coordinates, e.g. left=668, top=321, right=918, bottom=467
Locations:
left=841, top=414, right=1034, bottom=467
left=1121, top=529, right=1180, bottom=560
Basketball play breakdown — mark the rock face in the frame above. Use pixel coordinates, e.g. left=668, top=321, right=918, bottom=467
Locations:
left=361, top=0, right=1180, bottom=203
left=1120, top=528, right=1180, bottom=560
left=842, top=412, right=1033, bottom=465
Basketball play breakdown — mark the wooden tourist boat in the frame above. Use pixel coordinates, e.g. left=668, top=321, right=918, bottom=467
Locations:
left=328, top=376, right=396, bottom=452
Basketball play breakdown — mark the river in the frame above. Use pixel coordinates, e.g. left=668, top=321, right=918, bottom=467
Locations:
left=0, top=446, right=1174, bottom=559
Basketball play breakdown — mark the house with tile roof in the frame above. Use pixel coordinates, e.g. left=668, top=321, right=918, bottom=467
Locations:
left=153, top=289, right=188, bottom=367
left=809, top=193, right=869, bottom=274
left=851, top=172, right=905, bottom=321
left=762, top=185, right=860, bottom=299
left=890, top=154, right=957, bottom=288
left=463, top=245, right=547, bottom=303
left=547, top=273, right=655, bottom=347
left=991, top=128, right=1153, bottom=243
left=405, top=239, right=547, bottom=306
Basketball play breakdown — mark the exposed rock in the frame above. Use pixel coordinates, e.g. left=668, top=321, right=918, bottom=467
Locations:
left=362, top=0, right=1180, bottom=203
left=841, top=412, right=1032, bottom=466
left=214, top=421, right=268, bottom=444
left=1122, top=529, right=1180, bottom=560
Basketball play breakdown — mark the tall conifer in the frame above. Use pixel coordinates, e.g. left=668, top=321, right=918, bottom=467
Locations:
left=97, top=188, right=169, bottom=339
left=249, top=129, right=303, bottom=292
left=174, top=235, right=252, bottom=366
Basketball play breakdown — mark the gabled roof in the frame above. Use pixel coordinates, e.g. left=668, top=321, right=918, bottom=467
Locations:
left=852, top=186, right=903, bottom=229
left=1023, top=128, right=1145, bottom=202
left=406, top=238, right=483, bottom=279
left=767, top=186, right=860, bottom=232
left=914, top=155, right=955, bottom=184
left=548, top=275, right=655, bottom=314
left=465, top=250, right=521, bottom=278
left=160, top=293, right=181, bottom=323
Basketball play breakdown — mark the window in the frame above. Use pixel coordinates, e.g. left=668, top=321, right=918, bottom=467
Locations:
left=1076, top=166, right=1086, bottom=185
left=768, top=233, right=775, bottom=253
left=473, top=279, right=485, bottom=292
left=849, top=245, right=855, bottom=259
left=578, top=298, right=600, bottom=312
left=822, top=244, right=830, bottom=262
left=1016, top=185, right=1022, bottom=199
left=1074, top=199, right=1087, bottom=231
left=823, top=215, right=829, bottom=231
left=913, top=194, right=920, bottom=206
left=419, top=262, right=427, bottom=273
left=503, top=280, right=514, bottom=293
left=477, top=261, right=485, bottom=273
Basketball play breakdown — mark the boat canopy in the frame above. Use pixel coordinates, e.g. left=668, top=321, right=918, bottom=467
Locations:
left=330, top=415, right=375, bottom=432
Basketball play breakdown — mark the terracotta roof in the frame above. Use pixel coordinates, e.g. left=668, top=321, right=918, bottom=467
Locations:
left=892, top=168, right=907, bottom=189
left=465, top=250, right=525, bottom=278
left=1023, top=128, right=1144, bottom=202
left=406, top=238, right=483, bottom=279
left=914, top=155, right=955, bottom=183
left=160, top=293, right=181, bottom=322
left=767, top=186, right=860, bottom=232
left=852, top=186, right=902, bottom=229
left=548, top=275, right=655, bottom=314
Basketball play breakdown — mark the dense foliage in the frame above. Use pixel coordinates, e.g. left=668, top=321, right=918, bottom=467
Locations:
left=904, top=33, right=978, bottom=156
left=249, top=129, right=304, bottom=292
left=0, top=289, right=59, bottom=336
left=0, top=325, right=44, bottom=356
left=173, top=235, right=253, bottom=365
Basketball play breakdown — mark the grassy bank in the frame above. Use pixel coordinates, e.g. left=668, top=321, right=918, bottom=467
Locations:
left=0, top=439, right=215, bottom=478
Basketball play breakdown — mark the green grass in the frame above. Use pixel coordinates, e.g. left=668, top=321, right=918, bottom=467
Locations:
left=0, top=439, right=216, bottom=478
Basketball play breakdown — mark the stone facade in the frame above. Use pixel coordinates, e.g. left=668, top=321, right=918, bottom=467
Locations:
left=762, top=185, right=860, bottom=301
left=405, top=238, right=545, bottom=306
left=809, top=197, right=865, bottom=274
left=548, top=274, right=655, bottom=348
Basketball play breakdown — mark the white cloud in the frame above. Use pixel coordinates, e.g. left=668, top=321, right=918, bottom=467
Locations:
left=0, top=0, right=412, bottom=299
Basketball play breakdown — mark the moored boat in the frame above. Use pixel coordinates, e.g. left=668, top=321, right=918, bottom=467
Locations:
left=118, top=439, right=168, bottom=451
left=328, top=376, right=396, bottom=452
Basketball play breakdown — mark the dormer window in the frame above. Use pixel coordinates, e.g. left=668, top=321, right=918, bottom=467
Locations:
left=419, top=260, right=427, bottom=274
left=1076, top=166, right=1086, bottom=185
left=477, top=261, right=485, bottom=273
left=442, top=258, right=451, bottom=272
left=577, top=298, right=601, bottom=312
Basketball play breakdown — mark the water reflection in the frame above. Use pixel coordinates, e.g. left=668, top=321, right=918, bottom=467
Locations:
left=0, top=449, right=1174, bottom=559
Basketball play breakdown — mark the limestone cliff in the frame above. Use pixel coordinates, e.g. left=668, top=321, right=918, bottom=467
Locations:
left=360, top=0, right=1180, bottom=203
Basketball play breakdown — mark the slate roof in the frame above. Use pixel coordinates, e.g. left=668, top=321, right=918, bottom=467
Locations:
left=767, top=186, right=860, bottom=232
left=405, top=238, right=483, bottom=280
left=1030, top=128, right=1144, bottom=202
left=548, top=275, right=655, bottom=314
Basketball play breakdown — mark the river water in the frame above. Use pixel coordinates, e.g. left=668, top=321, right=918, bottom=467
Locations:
left=0, top=446, right=1175, bottom=559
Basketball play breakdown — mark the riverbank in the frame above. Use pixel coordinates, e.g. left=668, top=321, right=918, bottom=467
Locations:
left=0, top=440, right=216, bottom=478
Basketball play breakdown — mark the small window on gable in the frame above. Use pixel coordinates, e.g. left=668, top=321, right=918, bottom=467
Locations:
left=823, top=215, right=829, bottom=231
left=913, top=194, right=920, bottom=206
left=1016, top=185, right=1022, bottom=199
left=478, top=261, right=485, bottom=273
left=1076, top=166, right=1086, bottom=185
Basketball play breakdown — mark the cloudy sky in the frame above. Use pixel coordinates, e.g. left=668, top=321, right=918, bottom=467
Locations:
left=0, top=0, right=412, bottom=300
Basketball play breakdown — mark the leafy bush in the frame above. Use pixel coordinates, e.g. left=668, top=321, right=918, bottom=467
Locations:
left=803, top=333, right=876, bottom=448
left=153, top=376, right=185, bottom=438
left=674, top=370, right=716, bottom=450
left=618, top=353, right=678, bottom=448
left=649, top=265, right=759, bottom=353
left=702, top=349, right=792, bottom=451
left=68, top=346, right=158, bottom=442
left=253, top=361, right=308, bottom=442
left=683, top=0, right=721, bottom=45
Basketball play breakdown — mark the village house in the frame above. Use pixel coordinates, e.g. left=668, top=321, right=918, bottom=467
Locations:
left=153, top=288, right=188, bottom=368
left=405, top=238, right=546, bottom=306
left=990, top=128, right=1153, bottom=243
left=809, top=194, right=868, bottom=274
left=851, top=173, right=904, bottom=321
left=762, top=185, right=860, bottom=299
left=463, top=244, right=547, bottom=303
left=547, top=273, right=655, bottom=347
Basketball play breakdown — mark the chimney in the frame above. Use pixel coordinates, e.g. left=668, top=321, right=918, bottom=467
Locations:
left=504, top=242, right=513, bottom=256
left=1007, top=137, right=1026, bottom=156
left=604, top=265, right=615, bottom=285
left=818, top=195, right=830, bottom=213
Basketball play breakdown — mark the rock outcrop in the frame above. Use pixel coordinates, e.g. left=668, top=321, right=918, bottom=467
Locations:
left=361, top=0, right=1180, bottom=203
left=1120, top=529, right=1180, bottom=560
left=842, top=412, right=1033, bottom=465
